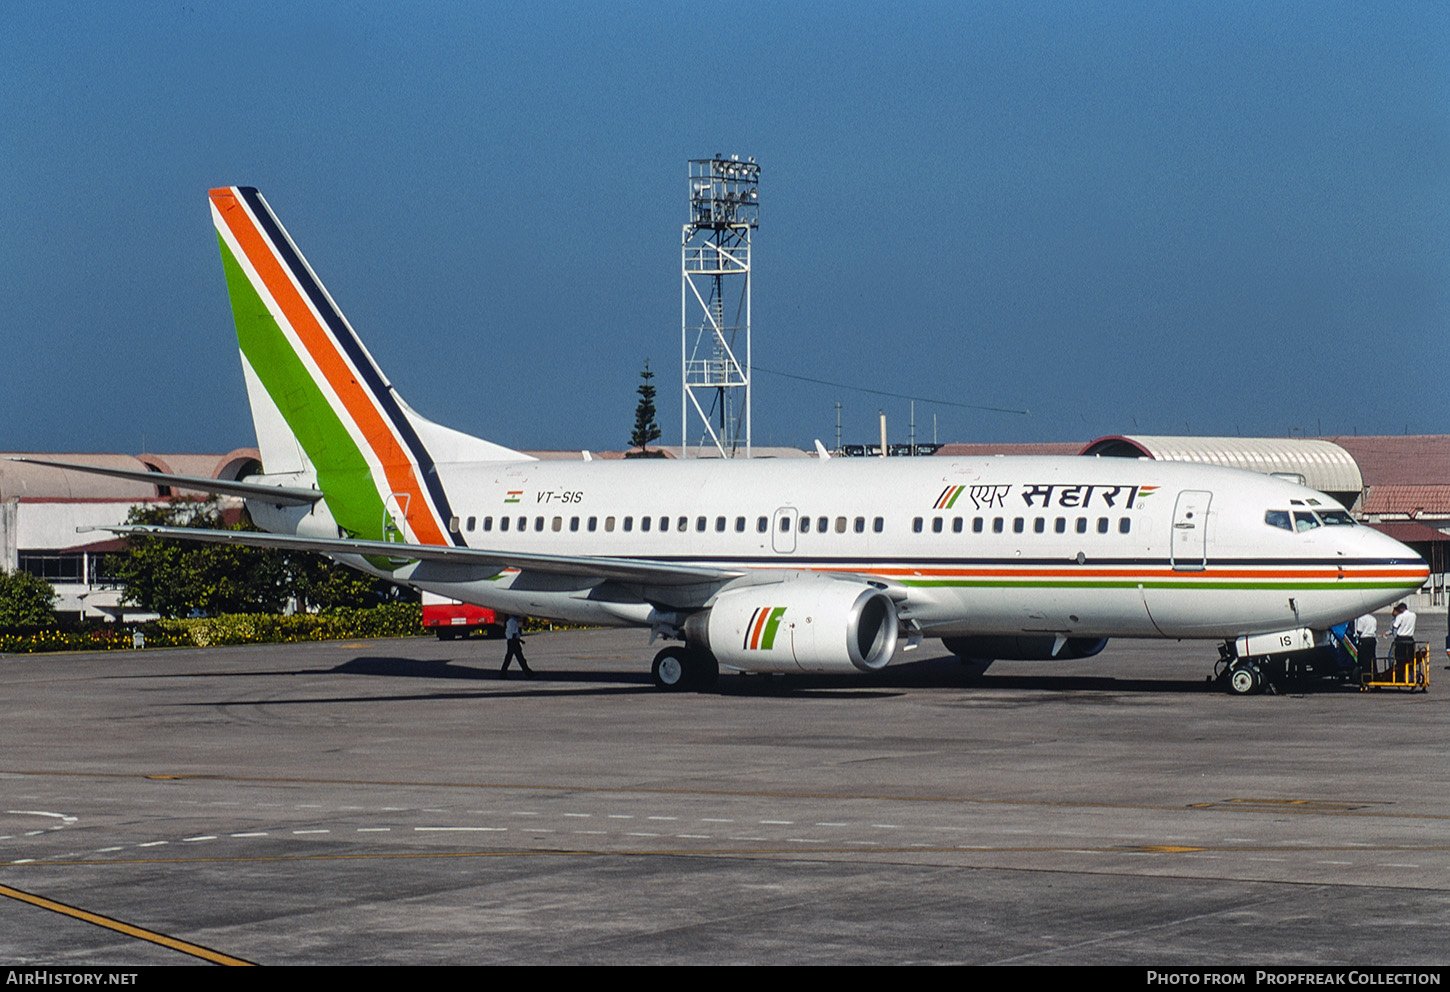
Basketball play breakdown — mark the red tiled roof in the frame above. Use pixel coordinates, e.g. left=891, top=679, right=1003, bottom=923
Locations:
left=1323, top=436, right=1450, bottom=487
left=934, top=442, right=1084, bottom=457
left=1366, top=520, right=1450, bottom=543
left=1360, top=485, right=1450, bottom=516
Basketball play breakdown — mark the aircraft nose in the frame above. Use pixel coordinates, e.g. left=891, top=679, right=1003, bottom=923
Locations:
left=1359, top=526, right=1429, bottom=601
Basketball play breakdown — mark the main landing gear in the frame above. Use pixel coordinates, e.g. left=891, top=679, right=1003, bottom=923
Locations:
left=651, top=646, right=719, bottom=691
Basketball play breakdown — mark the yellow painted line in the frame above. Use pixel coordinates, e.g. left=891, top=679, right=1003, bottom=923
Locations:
left=0, top=882, right=254, bottom=966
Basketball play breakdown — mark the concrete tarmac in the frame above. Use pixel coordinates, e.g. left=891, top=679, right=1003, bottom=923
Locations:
left=2, top=617, right=1449, bottom=966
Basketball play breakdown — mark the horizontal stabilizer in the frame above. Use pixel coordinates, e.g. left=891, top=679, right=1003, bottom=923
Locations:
left=99, top=525, right=742, bottom=587
left=11, top=457, right=322, bottom=507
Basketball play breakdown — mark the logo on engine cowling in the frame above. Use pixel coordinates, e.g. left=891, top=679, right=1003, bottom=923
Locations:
left=744, top=607, right=786, bottom=650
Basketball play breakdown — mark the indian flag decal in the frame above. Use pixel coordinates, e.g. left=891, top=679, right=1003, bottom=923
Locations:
left=504, top=491, right=523, bottom=503
left=744, top=607, right=787, bottom=651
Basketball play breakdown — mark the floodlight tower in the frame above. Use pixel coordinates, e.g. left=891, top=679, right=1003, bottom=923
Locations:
left=682, top=155, right=758, bottom=458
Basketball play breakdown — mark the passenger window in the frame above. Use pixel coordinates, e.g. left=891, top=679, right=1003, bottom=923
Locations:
left=623, top=516, right=633, bottom=532
left=500, top=516, right=510, bottom=532
left=641, top=516, right=652, bottom=532
left=696, top=516, right=706, bottom=532
left=818, top=516, right=829, bottom=533
left=757, top=516, right=768, bottom=533
left=660, top=516, right=669, bottom=532
left=1034, top=517, right=1045, bottom=534
left=569, top=517, right=579, bottom=532
left=973, top=517, right=984, bottom=533
left=715, top=516, right=726, bottom=532
left=993, top=517, right=1004, bottom=533
left=1055, top=517, right=1066, bottom=534
left=536, top=517, right=546, bottom=531
left=604, top=516, right=615, bottom=532
left=1096, top=517, right=1108, bottom=534
left=587, top=516, right=597, bottom=532
left=677, top=516, right=687, bottom=532
left=466, top=516, right=477, bottom=532
left=779, top=516, right=791, bottom=532
left=735, top=516, right=746, bottom=532
left=517, top=517, right=526, bottom=532
left=450, top=516, right=460, bottom=534
left=482, top=517, right=492, bottom=532
left=836, top=517, right=847, bottom=534
left=1076, top=517, right=1087, bottom=534
left=800, top=516, right=811, bottom=533
left=932, top=517, right=943, bottom=533
left=952, top=517, right=963, bottom=533
left=552, top=516, right=562, bottom=532
left=1013, top=517, right=1024, bottom=534
left=1118, top=517, right=1130, bottom=534
left=913, top=517, right=924, bottom=533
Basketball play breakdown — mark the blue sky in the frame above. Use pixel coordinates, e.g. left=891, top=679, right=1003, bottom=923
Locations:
left=2, top=1, right=1446, bottom=455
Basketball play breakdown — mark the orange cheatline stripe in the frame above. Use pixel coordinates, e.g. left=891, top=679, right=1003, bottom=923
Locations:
left=862, top=565, right=1427, bottom=580
left=209, top=188, right=448, bottom=546
left=0, top=882, right=254, bottom=966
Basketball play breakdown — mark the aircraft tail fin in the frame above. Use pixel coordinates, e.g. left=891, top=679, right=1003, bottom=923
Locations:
left=209, top=186, right=529, bottom=546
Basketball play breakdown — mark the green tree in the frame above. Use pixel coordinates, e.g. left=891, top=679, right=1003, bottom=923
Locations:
left=629, top=359, right=663, bottom=455
left=287, top=552, right=419, bottom=611
left=116, top=498, right=289, bottom=617
left=113, top=498, right=415, bottom=617
left=0, top=570, right=57, bottom=628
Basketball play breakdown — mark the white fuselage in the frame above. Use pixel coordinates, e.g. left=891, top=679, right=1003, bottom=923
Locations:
left=313, top=455, right=1425, bottom=643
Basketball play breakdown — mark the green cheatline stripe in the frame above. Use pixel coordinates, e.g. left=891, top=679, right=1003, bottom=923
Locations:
left=900, top=578, right=1416, bottom=591
left=217, top=234, right=388, bottom=542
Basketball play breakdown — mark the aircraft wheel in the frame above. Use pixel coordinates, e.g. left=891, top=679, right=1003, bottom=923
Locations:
left=1227, top=661, right=1262, bottom=696
left=652, top=648, right=690, bottom=690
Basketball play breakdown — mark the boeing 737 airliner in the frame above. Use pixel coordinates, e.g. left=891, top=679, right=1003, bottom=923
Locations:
left=26, top=188, right=1430, bottom=693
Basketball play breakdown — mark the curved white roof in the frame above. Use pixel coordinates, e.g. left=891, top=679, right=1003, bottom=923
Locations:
left=1080, top=435, right=1363, bottom=496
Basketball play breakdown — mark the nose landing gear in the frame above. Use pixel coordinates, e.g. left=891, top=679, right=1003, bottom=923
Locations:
left=1226, top=659, right=1265, bottom=695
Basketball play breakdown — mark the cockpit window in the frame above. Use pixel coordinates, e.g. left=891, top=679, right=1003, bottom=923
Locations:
left=1318, top=509, right=1355, bottom=526
left=1292, top=511, right=1321, bottom=532
left=1265, top=510, right=1292, bottom=531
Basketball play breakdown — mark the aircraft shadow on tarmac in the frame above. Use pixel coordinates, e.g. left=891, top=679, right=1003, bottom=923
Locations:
left=111, top=651, right=1357, bottom=700
left=324, top=651, right=1281, bottom=697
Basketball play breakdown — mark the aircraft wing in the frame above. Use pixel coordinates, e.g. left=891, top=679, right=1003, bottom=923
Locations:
left=101, top=525, right=743, bottom=587
left=9, top=457, right=322, bottom=507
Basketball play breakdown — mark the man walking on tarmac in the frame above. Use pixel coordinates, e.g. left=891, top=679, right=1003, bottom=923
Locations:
left=500, top=615, right=533, bottom=679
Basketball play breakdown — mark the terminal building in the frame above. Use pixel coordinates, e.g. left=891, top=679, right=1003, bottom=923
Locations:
left=2, top=436, right=1447, bottom=620
left=0, top=450, right=259, bottom=620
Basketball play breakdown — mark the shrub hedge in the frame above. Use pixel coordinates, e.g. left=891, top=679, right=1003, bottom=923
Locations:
left=0, top=603, right=424, bottom=654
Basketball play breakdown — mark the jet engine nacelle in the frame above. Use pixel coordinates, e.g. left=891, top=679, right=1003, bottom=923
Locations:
left=942, top=635, right=1109, bottom=661
left=685, top=577, right=899, bottom=674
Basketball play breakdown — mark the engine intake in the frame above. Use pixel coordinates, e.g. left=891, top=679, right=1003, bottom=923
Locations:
left=685, top=577, right=899, bottom=674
